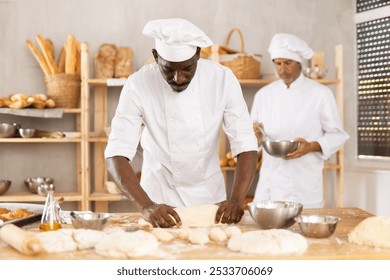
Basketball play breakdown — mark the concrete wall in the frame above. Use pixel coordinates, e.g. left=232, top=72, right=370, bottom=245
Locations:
left=1, top=0, right=389, bottom=215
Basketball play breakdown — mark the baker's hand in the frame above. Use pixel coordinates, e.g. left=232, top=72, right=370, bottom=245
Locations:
left=215, top=200, right=244, bottom=224
left=284, top=138, right=321, bottom=160
left=142, top=203, right=181, bottom=228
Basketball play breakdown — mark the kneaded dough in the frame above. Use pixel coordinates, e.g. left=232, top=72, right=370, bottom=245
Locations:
left=176, top=227, right=190, bottom=240
left=95, top=230, right=159, bottom=258
left=224, top=226, right=242, bottom=239
left=73, top=229, right=106, bottom=250
left=151, top=228, right=174, bottom=242
left=188, top=230, right=209, bottom=245
left=348, top=216, right=390, bottom=248
left=175, top=204, right=219, bottom=227
left=228, top=229, right=307, bottom=255
left=36, top=229, right=78, bottom=253
left=209, top=228, right=227, bottom=242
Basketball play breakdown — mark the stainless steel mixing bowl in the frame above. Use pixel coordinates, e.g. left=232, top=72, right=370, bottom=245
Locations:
left=0, top=123, right=17, bottom=138
left=295, top=214, right=341, bottom=238
left=24, top=177, right=54, bottom=194
left=0, top=180, right=12, bottom=195
left=248, top=200, right=303, bottom=229
left=70, top=212, right=111, bottom=230
left=262, top=139, right=300, bottom=158
left=19, top=128, right=36, bottom=138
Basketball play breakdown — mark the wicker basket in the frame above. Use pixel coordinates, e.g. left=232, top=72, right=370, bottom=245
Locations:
left=219, top=28, right=261, bottom=79
left=45, top=73, right=81, bottom=108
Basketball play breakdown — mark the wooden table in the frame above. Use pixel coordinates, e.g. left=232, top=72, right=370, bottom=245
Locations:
left=0, top=207, right=389, bottom=260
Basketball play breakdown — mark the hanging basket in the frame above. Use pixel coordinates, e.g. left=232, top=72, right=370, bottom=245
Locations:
left=45, top=73, right=81, bottom=108
left=219, top=28, right=261, bottom=79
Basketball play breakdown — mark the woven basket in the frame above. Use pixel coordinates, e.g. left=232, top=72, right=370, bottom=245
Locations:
left=219, top=28, right=261, bottom=79
left=45, top=73, right=81, bottom=108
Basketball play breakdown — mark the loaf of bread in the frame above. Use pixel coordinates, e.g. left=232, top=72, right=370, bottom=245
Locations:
left=94, top=44, right=117, bottom=78
left=114, top=47, right=133, bottom=78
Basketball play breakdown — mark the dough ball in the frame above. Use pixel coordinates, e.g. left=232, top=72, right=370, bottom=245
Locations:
left=36, top=229, right=78, bottom=253
left=175, top=204, right=219, bottom=227
left=137, top=218, right=153, bottom=229
left=73, top=229, right=106, bottom=250
left=151, top=228, right=174, bottom=242
left=176, top=227, right=190, bottom=240
left=188, top=230, right=209, bottom=245
left=348, top=216, right=390, bottom=248
left=224, top=226, right=242, bottom=238
left=228, top=229, right=307, bottom=255
left=209, top=228, right=228, bottom=242
left=95, top=230, right=158, bottom=258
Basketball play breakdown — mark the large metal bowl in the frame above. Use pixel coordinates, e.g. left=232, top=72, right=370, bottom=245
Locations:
left=0, top=180, right=12, bottom=195
left=24, top=177, right=54, bottom=194
left=262, top=139, right=300, bottom=158
left=19, top=128, right=36, bottom=138
left=248, top=200, right=303, bottom=229
left=70, top=212, right=111, bottom=231
left=295, top=214, right=341, bottom=238
left=0, top=123, right=17, bottom=138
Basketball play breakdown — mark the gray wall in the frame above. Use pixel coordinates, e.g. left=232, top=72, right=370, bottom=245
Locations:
left=1, top=0, right=389, bottom=214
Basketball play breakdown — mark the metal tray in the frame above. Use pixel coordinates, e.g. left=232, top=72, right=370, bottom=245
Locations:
left=0, top=203, right=45, bottom=228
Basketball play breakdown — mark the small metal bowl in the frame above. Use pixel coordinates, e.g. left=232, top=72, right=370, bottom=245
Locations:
left=19, top=128, right=36, bottom=138
left=0, top=180, right=12, bottom=195
left=0, top=123, right=17, bottom=138
left=262, top=139, right=300, bottom=158
left=248, top=200, right=303, bottom=229
left=70, top=212, right=111, bottom=231
left=24, top=177, right=54, bottom=194
left=37, top=183, right=55, bottom=196
left=295, top=215, right=341, bottom=238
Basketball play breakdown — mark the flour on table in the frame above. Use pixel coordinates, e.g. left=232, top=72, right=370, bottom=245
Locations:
left=175, top=204, right=219, bottom=227
left=228, top=229, right=307, bottom=255
left=95, top=230, right=158, bottom=258
left=348, top=216, right=390, bottom=249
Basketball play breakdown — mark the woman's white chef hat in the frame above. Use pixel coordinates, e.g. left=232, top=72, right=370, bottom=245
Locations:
left=268, top=33, right=313, bottom=63
left=143, top=18, right=213, bottom=62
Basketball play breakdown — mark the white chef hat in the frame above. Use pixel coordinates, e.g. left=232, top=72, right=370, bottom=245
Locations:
left=268, top=33, right=313, bottom=63
left=142, top=18, right=213, bottom=62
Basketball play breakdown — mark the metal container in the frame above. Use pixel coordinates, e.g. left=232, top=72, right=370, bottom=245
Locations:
left=262, top=139, right=300, bottom=158
left=295, top=214, right=341, bottom=238
left=0, top=123, right=17, bottom=138
left=70, top=212, right=111, bottom=231
left=19, top=128, right=36, bottom=138
left=248, top=200, right=303, bottom=229
left=0, top=180, right=11, bottom=195
left=24, top=177, right=54, bottom=194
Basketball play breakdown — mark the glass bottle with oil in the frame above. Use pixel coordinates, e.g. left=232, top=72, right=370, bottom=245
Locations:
left=39, top=186, right=62, bottom=231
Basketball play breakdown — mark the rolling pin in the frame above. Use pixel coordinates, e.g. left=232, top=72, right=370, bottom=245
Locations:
left=0, top=224, right=43, bottom=255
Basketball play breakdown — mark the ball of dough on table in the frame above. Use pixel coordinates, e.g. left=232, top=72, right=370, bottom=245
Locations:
left=176, top=227, right=190, bottom=240
left=228, top=229, right=307, bottom=255
left=224, top=226, right=242, bottom=238
left=209, top=228, right=228, bottom=242
left=95, top=230, right=159, bottom=258
left=188, top=230, right=209, bottom=245
left=348, top=216, right=390, bottom=248
left=151, top=228, right=174, bottom=242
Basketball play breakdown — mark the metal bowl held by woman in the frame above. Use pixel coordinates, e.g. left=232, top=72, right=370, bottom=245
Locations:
left=262, top=139, right=300, bottom=158
left=295, top=214, right=341, bottom=238
left=70, top=212, right=112, bottom=231
left=248, top=200, right=303, bottom=229
left=24, top=177, right=54, bottom=194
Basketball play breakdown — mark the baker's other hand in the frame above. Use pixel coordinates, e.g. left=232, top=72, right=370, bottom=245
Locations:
left=215, top=200, right=244, bottom=224
left=284, top=138, right=321, bottom=160
left=142, top=203, right=181, bottom=228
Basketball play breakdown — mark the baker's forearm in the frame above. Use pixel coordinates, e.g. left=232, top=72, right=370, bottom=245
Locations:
left=229, top=151, right=257, bottom=204
left=106, top=156, right=154, bottom=210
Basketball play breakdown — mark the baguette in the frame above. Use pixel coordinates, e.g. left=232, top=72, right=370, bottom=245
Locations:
left=58, top=47, right=66, bottom=73
left=25, top=39, right=50, bottom=76
left=35, top=34, right=59, bottom=74
left=65, top=35, right=77, bottom=74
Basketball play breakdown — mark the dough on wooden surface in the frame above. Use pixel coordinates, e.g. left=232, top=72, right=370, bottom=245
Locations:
left=209, top=228, right=227, bottom=242
left=228, top=229, right=307, bottom=255
left=95, top=230, right=158, bottom=258
left=224, top=226, right=242, bottom=239
left=176, top=227, right=190, bottom=240
left=36, top=229, right=78, bottom=253
left=151, top=228, right=174, bottom=242
left=348, top=216, right=390, bottom=248
left=175, top=204, right=219, bottom=227
left=73, top=229, right=106, bottom=250
left=188, top=230, right=209, bottom=245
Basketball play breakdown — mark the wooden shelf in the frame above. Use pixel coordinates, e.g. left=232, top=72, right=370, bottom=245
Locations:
left=88, top=192, right=127, bottom=201
left=0, top=138, right=81, bottom=143
left=0, top=192, right=83, bottom=202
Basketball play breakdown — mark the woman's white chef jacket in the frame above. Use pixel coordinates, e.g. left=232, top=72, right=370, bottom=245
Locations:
left=250, top=74, right=349, bottom=208
left=105, top=59, right=258, bottom=207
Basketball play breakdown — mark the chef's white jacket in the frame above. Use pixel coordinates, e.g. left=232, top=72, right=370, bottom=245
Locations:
left=251, top=74, right=349, bottom=207
left=105, top=59, right=258, bottom=207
